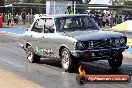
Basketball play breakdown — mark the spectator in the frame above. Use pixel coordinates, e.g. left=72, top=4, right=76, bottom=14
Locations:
left=113, top=14, right=118, bottom=25
left=7, top=11, right=12, bottom=25
left=110, top=14, right=114, bottom=28
left=65, top=6, right=73, bottom=14
left=124, top=15, right=132, bottom=21
left=94, top=13, right=102, bottom=28
left=106, top=14, right=111, bottom=26
left=102, top=14, right=106, bottom=27
left=14, top=13, right=19, bottom=24
left=21, top=10, right=26, bottom=25
left=118, top=16, right=122, bottom=24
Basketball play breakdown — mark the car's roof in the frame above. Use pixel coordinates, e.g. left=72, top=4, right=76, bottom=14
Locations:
left=39, top=14, right=89, bottom=19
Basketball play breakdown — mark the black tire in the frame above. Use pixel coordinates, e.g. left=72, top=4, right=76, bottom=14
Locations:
left=61, top=48, right=76, bottom=72
left=76, top=75, right=86, bottom=85
left=26, top=46, right=40, bottom=63
left=108, top=53, right=123, bottom=69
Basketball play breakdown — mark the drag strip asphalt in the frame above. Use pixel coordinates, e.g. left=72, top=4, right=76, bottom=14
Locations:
left=0, top=31, right=131, bottom=88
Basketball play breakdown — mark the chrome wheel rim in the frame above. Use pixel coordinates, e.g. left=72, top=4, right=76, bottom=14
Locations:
left=61, top=51, right=70, bottom=70
left=27, top=48, right=33, bottom=62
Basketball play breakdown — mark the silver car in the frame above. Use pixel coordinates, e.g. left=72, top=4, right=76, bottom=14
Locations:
left=20, top=14, right=128, bottom=72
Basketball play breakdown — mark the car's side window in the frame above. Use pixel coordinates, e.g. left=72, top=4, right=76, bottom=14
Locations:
left=44, top=18, right=55, bottom=33
left=31, top=18, right=45, bottom=33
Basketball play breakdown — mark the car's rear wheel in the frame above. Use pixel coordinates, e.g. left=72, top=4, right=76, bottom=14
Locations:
left=61, top=48, right=76, bottom=72
left=108, top=53, right=123, bottom=69
left=26, top=46, right=40, bottom=63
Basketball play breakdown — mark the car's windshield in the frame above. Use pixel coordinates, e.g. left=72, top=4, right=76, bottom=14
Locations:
left=54, top=16, right=99, bottom=32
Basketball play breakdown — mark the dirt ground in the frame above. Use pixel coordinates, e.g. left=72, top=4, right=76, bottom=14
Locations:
left=0, top=69, right=42, bottom=88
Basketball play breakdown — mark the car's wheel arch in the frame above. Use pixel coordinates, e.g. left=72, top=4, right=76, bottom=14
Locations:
left=26, top=42, right=32, bottom=48
left=25, top=42, right=38, bottom=55
left=59, top=45, right=70, bottom=57
left=59, top=46, right=78, bottom=72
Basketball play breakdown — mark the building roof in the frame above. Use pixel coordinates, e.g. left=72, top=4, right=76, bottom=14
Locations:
left=3, top=3, right=132, bottom=10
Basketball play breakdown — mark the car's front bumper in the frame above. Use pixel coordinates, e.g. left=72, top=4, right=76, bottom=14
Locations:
left=71, top=46, right=129, bottom=60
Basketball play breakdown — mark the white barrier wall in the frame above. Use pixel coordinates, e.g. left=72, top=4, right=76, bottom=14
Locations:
left=127, top=20, right=132, bottom=32
left=111, top=20, right=132, bottom=32
left=46, top=1, right=72, bottom=15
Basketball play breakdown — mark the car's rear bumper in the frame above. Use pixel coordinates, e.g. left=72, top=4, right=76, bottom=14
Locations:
left=71, top=46, right=129, bottom=60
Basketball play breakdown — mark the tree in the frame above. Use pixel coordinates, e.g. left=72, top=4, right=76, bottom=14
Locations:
left=0, top=0, right=4, bottom=12
left=109, top=0, right=132, bottom=5
left=23, top=0, right=45, bottom=3
left=4, top=0, right=46, bottom=4
left=4, top=0, right=20, bottom=4
left=0, top=0, right=4, bottom=6
left=34, top=0, right=45, bottom=3
left=110, top=0, right=124, bottom=5
left=110, top=0, right=132, bottom=15
left=124, top=0, right=132, bottom=5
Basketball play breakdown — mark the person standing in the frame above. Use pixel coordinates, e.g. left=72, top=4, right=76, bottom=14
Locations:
left=118, top=16, right=122, bottom=24
left=7, top=11, right=12, bottom=26
left=21, top=10, right=26, bottom=25
left=14, top=13, right=19, bottom=24
left=110, top=14, right=114, bottom=28
left=102, top=14, right=106, bottom=27
left=65, top=6, right=73, bottom=14
left=94, top=13, right=102, bottom=28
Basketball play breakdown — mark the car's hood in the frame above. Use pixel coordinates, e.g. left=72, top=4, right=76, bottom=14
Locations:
left=62, top=30, right=125, bottom=41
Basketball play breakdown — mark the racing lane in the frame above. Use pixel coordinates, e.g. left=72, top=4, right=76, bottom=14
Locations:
left=0, top=33, right=132, bottom=88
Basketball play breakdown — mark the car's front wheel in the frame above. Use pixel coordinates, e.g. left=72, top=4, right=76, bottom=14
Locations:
left=108, top=53, right=123, bottom=69
left=61, top=48, right=76, bottom=72
left=26, top=46, right=40, bottom=63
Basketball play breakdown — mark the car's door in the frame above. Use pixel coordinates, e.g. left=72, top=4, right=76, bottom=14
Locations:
left=38, top=18, right=55, bottom=57
left=25, top=18, right=45, bottom=55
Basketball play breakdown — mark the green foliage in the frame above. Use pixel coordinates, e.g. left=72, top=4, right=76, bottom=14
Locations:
left=34, top=0, right=45, bottom=3
left=110, top=0, right=132, bottom=15
left=4, top=0, right=46, bottom=4
left=124, top=0, right=132, bottom=5
left=24, top=0, right=45, bottom=3
left=0, top=0, right=4, bottom=6
left=4, top=0, right=19, bottom=4
left=109, top=0, right=132, bottom=5
left=4, top=0, right=91, bottom=4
